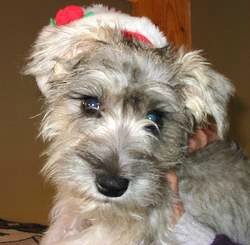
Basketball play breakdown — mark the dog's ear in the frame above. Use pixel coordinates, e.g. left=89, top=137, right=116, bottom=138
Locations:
left=24, top=25, right=101, bottom=96
left=173, top=49, right=234, bottom=138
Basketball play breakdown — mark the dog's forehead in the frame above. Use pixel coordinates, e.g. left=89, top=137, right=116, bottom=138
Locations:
left=69, top=42, right=176, bottom=102
left=66, top=43, right=180, bottom=113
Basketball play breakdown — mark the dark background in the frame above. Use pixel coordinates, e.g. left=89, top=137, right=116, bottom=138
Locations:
left=0, top=0, right=249, bottom=224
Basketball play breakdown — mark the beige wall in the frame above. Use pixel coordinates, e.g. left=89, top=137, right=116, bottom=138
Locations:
left=0, top=1, right=249, bottom=224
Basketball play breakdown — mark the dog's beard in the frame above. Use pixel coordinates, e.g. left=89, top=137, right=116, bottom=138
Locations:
left=43, top=131, right=169, bottom=214
left=41, top=108, right=189, bottom=220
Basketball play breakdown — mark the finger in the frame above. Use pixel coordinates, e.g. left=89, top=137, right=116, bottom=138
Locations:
left=203, top=127, right=219, bottom=142
left=165, top=171, right=179, bottom=193
left=188, top=128, right=208, bottom=152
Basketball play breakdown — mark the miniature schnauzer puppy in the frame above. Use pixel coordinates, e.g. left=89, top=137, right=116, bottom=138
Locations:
left=25, top=5, right=250, bottom=245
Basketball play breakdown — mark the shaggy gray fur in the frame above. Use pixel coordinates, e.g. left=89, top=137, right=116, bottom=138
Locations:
left=178, top=141, right=250, bottom=244
left=25, top=29, right=250, bottom=244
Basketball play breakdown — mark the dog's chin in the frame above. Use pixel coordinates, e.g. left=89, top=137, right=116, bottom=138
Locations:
left=96, top=191, right=161, bottom=214
left=89, top=195, right=154, bottom=220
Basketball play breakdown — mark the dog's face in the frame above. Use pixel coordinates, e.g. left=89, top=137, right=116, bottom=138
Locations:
left=25, top=28, right=233, bottom=211
left=41, top=41, right=189, bottom=208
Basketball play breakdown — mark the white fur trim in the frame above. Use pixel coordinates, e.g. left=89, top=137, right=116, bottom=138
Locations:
left=84, top=5, right=167, bottom=47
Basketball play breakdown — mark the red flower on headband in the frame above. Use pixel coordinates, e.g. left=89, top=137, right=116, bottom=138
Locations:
left=55, top=5, right=84, bottom=26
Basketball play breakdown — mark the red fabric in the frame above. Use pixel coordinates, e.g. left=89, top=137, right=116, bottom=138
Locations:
left=122, top=30, right=152, bottom=46
left=55, top=5, right=84, bottom=26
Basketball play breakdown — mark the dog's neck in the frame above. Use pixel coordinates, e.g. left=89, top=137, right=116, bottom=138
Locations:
left=44, top=191, right=174, bottom=244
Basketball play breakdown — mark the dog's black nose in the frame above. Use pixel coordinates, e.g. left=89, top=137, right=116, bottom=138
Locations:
left=96, top=175, right=129, bottom=198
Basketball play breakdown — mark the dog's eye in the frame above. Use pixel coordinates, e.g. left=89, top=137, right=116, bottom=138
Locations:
left=145, top=110, right=163, bottom=134
left=146, top=111, right=162, bottom=124
left=82, top=96, right=100, bottom=115
left=84, top=96, right=100, bottom=110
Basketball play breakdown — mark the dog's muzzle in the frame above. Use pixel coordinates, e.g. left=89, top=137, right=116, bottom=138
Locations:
left=96, top=175, right=129, bottom=198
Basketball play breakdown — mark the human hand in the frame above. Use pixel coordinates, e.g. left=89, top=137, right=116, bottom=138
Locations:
left=166, top=170, right=184, bottom=225
left=166, top=127, right=219, bottom=224
left=188, top=127, right=218, bottom=153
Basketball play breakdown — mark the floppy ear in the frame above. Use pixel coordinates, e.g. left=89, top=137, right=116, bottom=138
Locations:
left=174, top=49, right=234, bottom=138
left=24, top=24, right=101, bottom=96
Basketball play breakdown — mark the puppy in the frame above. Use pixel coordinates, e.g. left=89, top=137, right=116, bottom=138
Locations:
left=25, top=5, right=250, bottom=244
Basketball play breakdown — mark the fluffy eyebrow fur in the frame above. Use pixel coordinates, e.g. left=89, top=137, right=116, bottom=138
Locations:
left=42, top=41, right=233, bottom=137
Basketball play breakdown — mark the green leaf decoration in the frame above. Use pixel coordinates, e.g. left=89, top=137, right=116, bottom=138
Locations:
left=50, top=18, right=56, bottom=27
left=85, top=11, right=94, bottom=18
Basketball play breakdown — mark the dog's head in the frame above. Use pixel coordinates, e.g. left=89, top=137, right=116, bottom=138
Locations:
left=25, top=5, right=233, bottom=212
